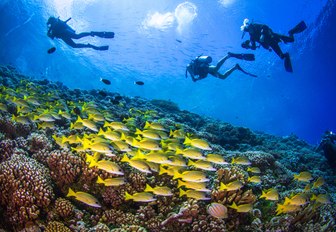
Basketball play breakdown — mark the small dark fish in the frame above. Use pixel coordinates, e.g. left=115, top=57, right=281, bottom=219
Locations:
left=114, top=95, right=122, bottom=101
left=176, top=39, right=182, bottom=43
left=134, top=81, right=144, bottom=86
left=47, top=47, right=56, bottom=54
left=100, top=78, right=111, bottom=85
left=110, top=99, right=120, bottom=105
left=98, top=90, right=107, bottom=97
left=73, top=107, right=81, bottom=115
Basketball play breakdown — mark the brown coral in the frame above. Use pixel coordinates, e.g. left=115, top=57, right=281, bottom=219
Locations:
left=0, top=153, right=54, bottom=230
left=101, top=209, right=140, bottom=227
left=55, top=198, right=74, bottom=219
left=45, top=221, right=71, bottom=232
left=28, top=132, right=53, bottom=154
left=47, top=149, right=83, bottom=189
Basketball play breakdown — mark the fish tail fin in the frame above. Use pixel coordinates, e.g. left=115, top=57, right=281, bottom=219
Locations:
left=183, top=137, right=191, bottom=145
left=144, top=184, right=153, bottom=192
left=159, top=166, right=167, bottom=175
left=67, top=188, right=76, bottom=197
left=311, top=194, right=317, bottom=201
left=229, top=202, right=238, bottom=210
left=144, top=121, right=151, bottom=129
left=177, top=179, right=184, bottom=188
left=219, top=182, right=227, bottom=190
left=121, top=154, right=129, bottom=163
left=88, top=159, right=97, bottom=168
left=97, top=176, right=104, bottom=184
left=125, top=191, right=132, bottom=201
left=187, top=160, right=194, bottom=166
left=284, top=197, right=291, bottom=205
left=260, top=191, right=266, bottom=199
left=179, top=188, right=186, bottom=197
left=135, top=128, right=142, bottom=135
left=76, top=116, right=83, bottom=123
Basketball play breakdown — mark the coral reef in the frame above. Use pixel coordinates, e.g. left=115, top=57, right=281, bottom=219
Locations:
left=0, top=65, right=335, bottom=232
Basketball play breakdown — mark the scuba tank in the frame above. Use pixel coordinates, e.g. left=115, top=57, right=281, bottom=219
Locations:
left=196, top=55, right=212, bottom=63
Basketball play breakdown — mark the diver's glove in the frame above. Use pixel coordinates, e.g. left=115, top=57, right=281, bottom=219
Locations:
left=241, top=40, right=251, bottom=49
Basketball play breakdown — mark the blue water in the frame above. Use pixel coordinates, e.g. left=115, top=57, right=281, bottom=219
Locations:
left=0, top=0, right=335, bottom=145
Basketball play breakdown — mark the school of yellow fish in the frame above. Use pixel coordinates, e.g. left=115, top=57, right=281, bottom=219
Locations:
left=0, top=81, right=331, bottom=219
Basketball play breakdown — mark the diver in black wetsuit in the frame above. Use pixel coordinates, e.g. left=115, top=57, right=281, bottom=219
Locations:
left=240, top=19, right=307, bottom=72
left=186, top=52, right=257, bottom=82
left=317, top=131, right=336, bottom=169
left=47, top=16, right=115, bottom=51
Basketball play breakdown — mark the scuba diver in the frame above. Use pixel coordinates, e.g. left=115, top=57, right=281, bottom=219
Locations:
left=317, top=130, right=336, bottom=169
left=186, top=52, right=257, bottom=82
left=47, top=16, right=115, bottom=51
left=240, top=19, right=307, bottom=72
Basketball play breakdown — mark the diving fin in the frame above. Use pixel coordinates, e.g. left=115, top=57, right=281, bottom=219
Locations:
left=91, top=31, right=115, bottom=38
left=236, top=64, right=257, bottom=77
left=96, top=45, right=109, bottom=51
left=284, top=53, right=293, bottom=72
left=228, top=52, right=255, bottom=61
left=288, top=21, right=307, bottom=36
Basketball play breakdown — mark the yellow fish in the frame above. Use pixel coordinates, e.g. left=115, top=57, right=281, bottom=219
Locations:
left=67, top=188, right=101, bottom=208
left=112, top=140, right=131, bottom=152
left=89, top=159, right=124, bottom=175
left=134, top=139, right=161, bottom=151
left=173, top=170, right=209, bottom=182
left=33, top=113, right=55, bottom=122
left=88, top=113, right=105, bottom=122
left=125, top=191, right=156, bottom=202
left=98, top=128, right=121, bottom=141
left=169, top=129, right=186, bottom=139
left=0, top=102, right=8, bottom=111
left=176, top=148, right=206, bottom=160
left=159, top=166, right=183, bottom=176
left=231, top=156, right=251, bottom=165
left=169, top=156, right=187, bottom=167
left=311, top=194, right=331, bottom=204
left=184, top=137, right=212, bottom=151
left=135, top=128, right=161, bottom=140
left=143, top=152, right=172, bottom=164
left=219, top=180, right=243, bottom=191
left=177, top=180, right=210, bottom=192
left=96, top=176, right=125, bottom=187
left=187, top=160, right=216, bottom=171
left=276, top=203, right=300, bottom=215
left=37, top=121, right=55, bottom=130
left=312, top=177, right=325, bottom=188
left=229, top=202, right=253, bottom=213
left=248, top=176, right=262, bottom=184
left=179, top=189, right=210, bottom=200
left=207, top=203, right=228, bottom=219
left=121, top=155, right=151, bottom=174
left=293, top=171, right=312, bottom=182
left=259, top=188, right=279, bottom=201
left=58, top=110, right=72, bottom=120
left=76, top=116, right=98, bottom=132
left=12, top=115, right=31, bottom=125
left=104, top=121, right=129, bottom=131
left=205, top=154, right=228, bottom=165
left=284, top=194, right=307, bottom=206
left=144, top=184, right=173, bottom=196
left=83, top=140, right=114, bottom=155
left=144, top=121, right=167, bottom=131
left=247, top=167, right=261, bottom=174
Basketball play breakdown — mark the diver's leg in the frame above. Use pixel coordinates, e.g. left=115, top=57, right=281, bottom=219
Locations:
left=270, top=43, right=285, bottom=59
left=72, top=32, right=92, bottom=39
left=90, top=31, right=115, bottom=38
left=62, top=38, right=108, bottom=50
left=215, top=65, right=238, bottom=80
left=213, top=55, right=231, bottom=72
